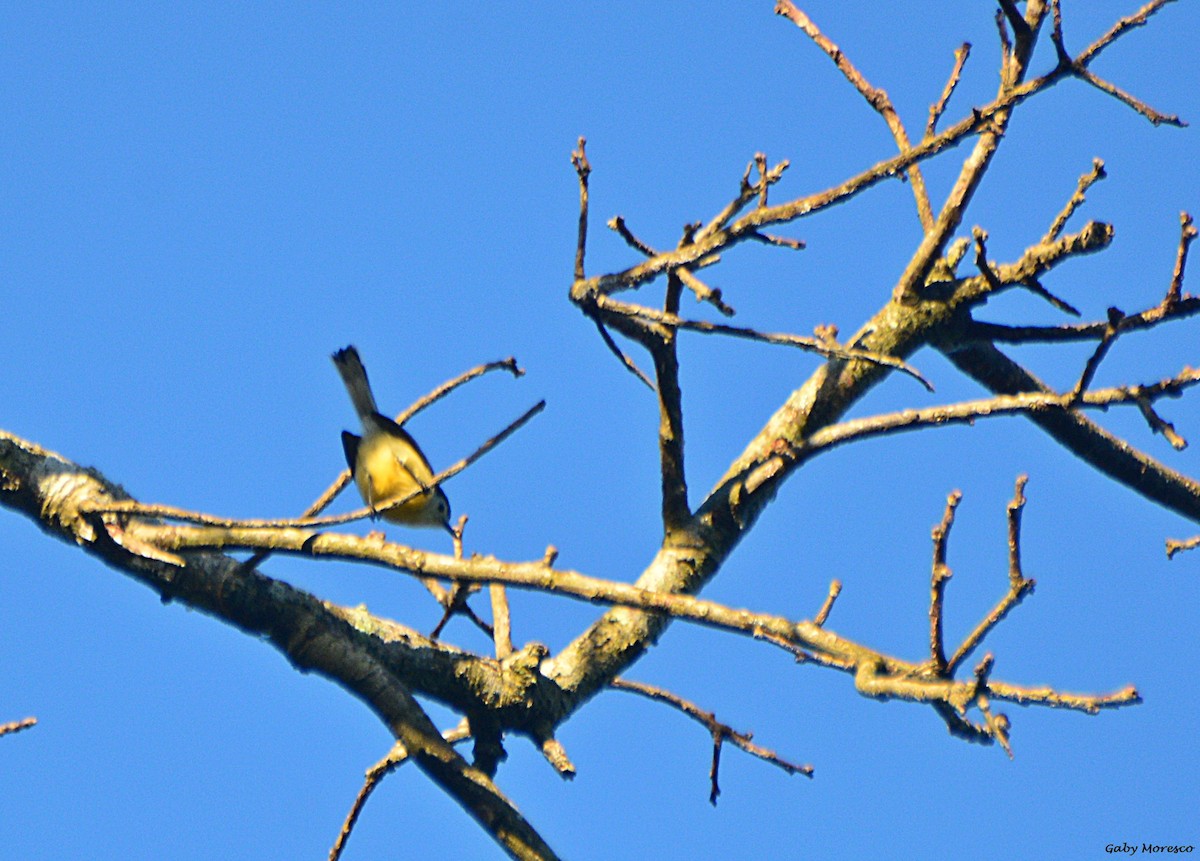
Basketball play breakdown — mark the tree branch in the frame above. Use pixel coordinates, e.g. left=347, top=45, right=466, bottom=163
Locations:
left=926, top=42, right=972, bottom=139
left=0, top=432, right=559, bottom=861
left=610, top=677, right=812, bottom=806
left=0, top=717, right=37, bottom=739
left=775, top=0, right=933, bottom=230
left=942, top=343, right=1200, bottom=524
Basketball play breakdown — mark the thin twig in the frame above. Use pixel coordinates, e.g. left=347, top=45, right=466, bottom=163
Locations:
left=608, top=215, right=735, bottom=316
left=611, top=676, right=812, bottom=806
left=571, top=137, right=590, bottom=280
left=775, top=0, right=933, bottom=230
left=1006, top=475, right=1029, bottom=587
left=677, top=268, right=735, bottom=316
left=329, top=723, right=472, bottom=861
left=926, top=43, right=971, bottom=139
left=962, top=295, right=1200, bottom=344
left=0, top=717, right=37, bottom=738
left=1076, top=0, right=1179, bottom=68
left=695, top=153, right=789, bottom=244
left=396, top=358, right=525, bottom=426
left=1166, top=212, right=1197, bottom=306
left=1165, top=535, right=1200, bottom=559
left=93, top=402, right=547, bottom=529
left=594, top=296, right=934, bottom=391
left=971, top=227, right=1081, bottom=315
left=974, top=657, right=1014, bottom=758
left=429, top=581, right=491, bottom=641
left=539, top=737, right=575, bottom=778
left=1044, top=158, right=1106, bottom=243
left=813, top=579, right=841, bottom=627
left=994, top=8, right=1012, bottom=64
left=946, top=479, right=1036, bottom=675
left=1024, top=278, right=1082, bottom=317
left=593, top=319, right=656, bottom=391
left=1049, top=0, right=1070, bottom=65
left=747, top=231, right=806, bottom=251
left=1073, top=66, right=1184, bottom=127
left=754, top=152, right=770, bottom=208
left=795, top=366, right=1200, bottom=460
left=1136, top=398, right=1187, bottom=450
left=242, top=357, right=524, bottom=572
left=996, top=0, right=1031, bottom=43
left=929, top=491, right=962, bottom=674
left=1068, top=307, right=1125, bottom=405
left=608, top=215, right=656, bottom=256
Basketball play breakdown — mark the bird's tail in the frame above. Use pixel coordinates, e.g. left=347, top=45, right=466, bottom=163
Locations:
left=332, top=345, right=379, bottom=421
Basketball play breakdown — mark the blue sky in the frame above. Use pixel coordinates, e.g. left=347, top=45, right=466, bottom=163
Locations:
left=2, top=3, right=1198, bottom=858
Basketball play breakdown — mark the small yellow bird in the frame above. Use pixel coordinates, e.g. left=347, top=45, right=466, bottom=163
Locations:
left=332, top=346, right=452, bottom=532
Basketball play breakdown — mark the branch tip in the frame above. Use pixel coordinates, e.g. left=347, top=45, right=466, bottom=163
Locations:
left=813, top=579, right=841, bottom=627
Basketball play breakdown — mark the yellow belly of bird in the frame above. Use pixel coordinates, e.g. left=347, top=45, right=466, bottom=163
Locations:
left=354, top=434, right=437, bottom=524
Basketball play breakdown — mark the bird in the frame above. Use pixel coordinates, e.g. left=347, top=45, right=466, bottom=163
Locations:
left=332, top=345, right=452, bottom=533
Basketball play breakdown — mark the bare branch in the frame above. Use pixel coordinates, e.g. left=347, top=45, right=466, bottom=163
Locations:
left=747, top=231, right=806, bottom=251
left=926, top=43, right=971, bottom=139
left=396, top=358, right=526, bottom=427
left=1049, top=0, right=1071, bottom=65
left=330, top=724, right=472, bottom=861
left=1073, top=65, right=1184, bottom=127
left=1167, top=212, right=1198, bottom=306
left=1166, top=535, right=1200, bottom=559
left=696, top=154, right=790, bottom=244
left=593, top=318, right=656, bottom=391
left=0, top=416, right=1145, bottom=823
left=1076, top=0, right=1180, bottom=68
left=1136, top=397, right=1188, bottom=450
left=677, top=268, right=735, bottom=316
left=1068, top=306, right=1125, bottom=405
left=944, top=343, right=1200, bottom=525
left=986, top=679, right=1139, bottom=714
left=929, top=491, right=962, bottom=673
left=593, top=295, right=933, bottom=391
left=960, top=222, right=1108, bottom=310
left=994, top=9, right=1012, bottom=65
left=775, top=0, right=932, bottom=230
left=1006, top=475, right=1029, bottom=586
left=535, top=736, right=575, bottom=779
left=134, top=501, right=1142, bottom=726
left=961, top=295, right=1200, bottom=344
left=92, top=401, right=548, bottom=530
left=575, top=8, right=1170, bottom=308
left=611, top=676, right=812, bottom=805
left=1044, top=158, right=1107, bottom=243
left=241, top=357, right=527, bottom=572
left=429, top=580, right=490, bottom=641
left=608, top=214, right=656, bottom=257
left=571, top=136, right=590, bottom=280
left=1051, top=0, right=1186, bottom=126
left=799, top=366, right=1200, bottom=459
left=608, top=215, right=736, bottom=316
left=974, top=662, right=1014, bottom=759
left=0, top=717, right=37, bottom=739
left=946, top=481, right=1036, bottom=675
left=813, top=579, right=841, bottom=627
left=996, top=0, right=1031, bottom=43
